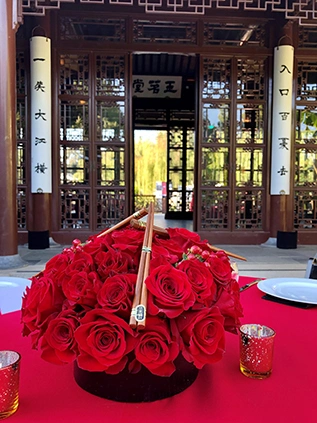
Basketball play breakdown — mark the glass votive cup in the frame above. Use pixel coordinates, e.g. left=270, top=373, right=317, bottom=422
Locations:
left=239, top=324, right=275, bottom=380
left=0, top=351, right=21, bottom=420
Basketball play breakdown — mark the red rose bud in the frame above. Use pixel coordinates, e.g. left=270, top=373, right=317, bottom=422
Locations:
left=201, top=250, right=211, bottom=260
left=72, top=239, right=83, bottom=251
left=190, top=245, right=202, bottom=255
left=187, top=253, right=196, bottom=260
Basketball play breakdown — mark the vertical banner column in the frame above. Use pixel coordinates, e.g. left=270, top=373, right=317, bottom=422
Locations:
left=28, top=35, right=52, bottom=249
left=270, top=45, right=294, bottom=195
left=270, top=43, right=297, bottom=248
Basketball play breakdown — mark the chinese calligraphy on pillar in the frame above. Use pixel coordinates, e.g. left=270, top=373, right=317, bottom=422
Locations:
left=30, top=36, right=52, bottom=193
left=132, top=76, right=182, bottom=98
left=270, top=45, right=294, bottom=195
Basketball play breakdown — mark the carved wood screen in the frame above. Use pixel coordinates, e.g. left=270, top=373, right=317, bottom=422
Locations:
left=58, top=51, right=128, bottom=232
left=199, top=56, right=267, bottom=232
left=294, top=59, right=317, bottom=231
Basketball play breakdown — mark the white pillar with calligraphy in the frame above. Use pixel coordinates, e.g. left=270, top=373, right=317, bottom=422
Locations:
left=270, top=45, right=294, bottom=195
left=30, top=36, right=52, bottom=193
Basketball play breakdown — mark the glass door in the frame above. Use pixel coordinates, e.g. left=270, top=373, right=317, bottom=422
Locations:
left=165, top=124, right=194, bottom=219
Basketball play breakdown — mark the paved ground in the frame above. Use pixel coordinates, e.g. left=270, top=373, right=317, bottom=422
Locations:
left=0, top=241, right=316, bottom=280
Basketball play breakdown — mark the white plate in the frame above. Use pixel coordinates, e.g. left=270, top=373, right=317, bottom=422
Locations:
left=257, top=277, right=317, bottom=305
left=0, top=277, right=31, bottom=314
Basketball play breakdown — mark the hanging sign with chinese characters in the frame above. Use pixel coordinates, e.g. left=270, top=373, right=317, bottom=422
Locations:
left=30, top=36, right=52, bottom=193
left=270, top=45, right=294, bottom=195
left=132, top=76, right=182, bottom=98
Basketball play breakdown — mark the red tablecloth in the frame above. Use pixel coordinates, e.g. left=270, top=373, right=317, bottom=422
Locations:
left=1, top=276, right=317, bottom=423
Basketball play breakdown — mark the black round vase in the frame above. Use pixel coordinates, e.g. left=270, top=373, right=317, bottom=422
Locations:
left=73, top=355, right=199, bottom=402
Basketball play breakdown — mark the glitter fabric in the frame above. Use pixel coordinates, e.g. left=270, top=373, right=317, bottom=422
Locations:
left=0, top=351, right=21, bottom=419
left=239, top=324, right=275, bottom=379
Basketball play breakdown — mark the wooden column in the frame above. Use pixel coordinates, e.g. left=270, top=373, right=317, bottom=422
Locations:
left=0, top=0, right=19, bottom=260
left=269, top=22, right=297, bottom=247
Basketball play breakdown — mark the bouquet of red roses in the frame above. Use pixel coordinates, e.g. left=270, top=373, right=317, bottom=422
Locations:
left=21, top=222, right=243, bottom=377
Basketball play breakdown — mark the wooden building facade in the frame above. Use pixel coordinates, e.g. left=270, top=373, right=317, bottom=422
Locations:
left=1, top=0, right=317, bottom=260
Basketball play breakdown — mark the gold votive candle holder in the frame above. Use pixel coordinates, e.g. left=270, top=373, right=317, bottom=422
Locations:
left=0, top=351, right=21, bottom=420
left=239, top=324, right=275, bottom=380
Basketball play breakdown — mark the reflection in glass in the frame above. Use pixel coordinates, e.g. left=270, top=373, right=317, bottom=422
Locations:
left=295, top=149, right=317, bottom=186
left=294, top=190, right=317, bottom=229
left=17, top=143, right=26, bottom=185
left=96, top=102, right=125, bottom=142
left=297, top=63, right=317, bottom=101
left=202, top=58, right=231, bottom=100
left=201, top=189, right=229, bottom=229
left=202, top=104, right=230, bottom=143
left=60, top=146, right=89, bottom=184
left=96, top=55, right=125, bottom=96
left=202, top=147, right=229, bottom=187
left=60, top=101, right=89, bottom=142
left=296, top=107, right=317, bottom=144
left=236, top=105, right=264, bottom=144
left=60, top=54, right=89, bottom=96
left=97, top=146, right=125, bottom=186
left=236, top=148, right=263, bottom=187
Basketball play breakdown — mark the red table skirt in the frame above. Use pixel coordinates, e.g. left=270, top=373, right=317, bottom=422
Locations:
left=1, top=276, right=317, bottom=423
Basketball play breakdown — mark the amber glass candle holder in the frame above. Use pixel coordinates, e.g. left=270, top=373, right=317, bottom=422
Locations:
left=239, top=324, right=275, bottom=380
left=0, top=351, right=21, bottom=420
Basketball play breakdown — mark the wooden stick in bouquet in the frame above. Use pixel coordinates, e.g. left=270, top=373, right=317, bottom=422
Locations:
left=129, top=203, right=154, bottom=329
left=96, top=208, right=148, bottom=238
left=136, top=204, right=154, bottom=330
left=206, top=243, right=247, bottom=261
left=32, top=208, right=149, bottom=279
left=130, top=218, right=247, bottom=261
left=130, top=218, right=169, bottom=238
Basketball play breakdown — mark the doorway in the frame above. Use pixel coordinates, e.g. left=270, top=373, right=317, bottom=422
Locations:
left=134, top=129, right=167, bottom=213
left=132, top=52, right=196, bottom=221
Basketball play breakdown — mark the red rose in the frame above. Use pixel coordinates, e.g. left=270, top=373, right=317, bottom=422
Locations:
left=21, top=275, right=65, bottom=338
left=40, top=309, right=79, bottom=365
left=68, top=250, right=95, bottom=270
left=111, top=228, right=145, bottom=261
left=97, top=273, right=136, bottom=318
left=62, top=271, right=102, bottom=307
left=111, top=227, right=144, bottom=246
left=129, top=317, right=179, bottom=376
left=214, top=250, right=231, bottom=264
left=214, top=279, right=243, bottom=333
left=153, top=237, right=184, bottom=261
left=83, top=236, right=108, bottom=257
left=167, top=228, right=205, bottom=250
left=44, top=250, right=74, bottom=285
left=175, top=306, right=225, bottom=369
left=94, top=249, right=135, bottom=280
left=151, top=244, right=179, bottom=266
left=205, top=253, right=232, bottom=285
left=146, top=264, right=195, bottom=318
left=62, top=251, right=96, bottom=286
left=177, top=259, right=217, bottom=304
left=74, top=309, right=136, bottom=373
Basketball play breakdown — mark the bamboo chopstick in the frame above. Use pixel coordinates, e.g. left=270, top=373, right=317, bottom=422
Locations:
left=130, top=218, right=169, bottom=238
left=206, top=243, right=247, bottom=262
left=131, top=218, right=247, bottom=262
left=136, top=203, right=154, bottom=330
left=33, top=209, right=148, bottom=279
left=129, top=203, right=154, bottom=329
left=96, top=208, right=148, bottom=238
